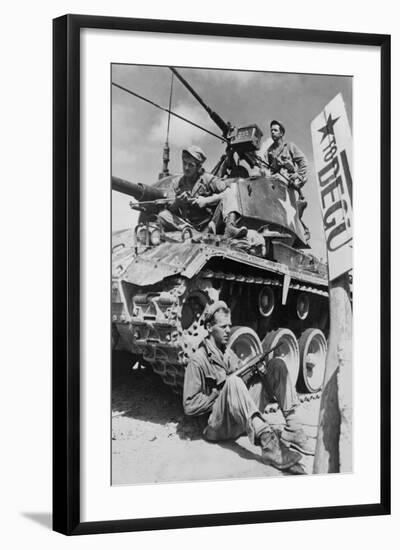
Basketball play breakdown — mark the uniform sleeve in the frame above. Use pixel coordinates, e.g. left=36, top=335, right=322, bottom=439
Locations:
left=207, top=174, right=229, bottom=194
left=289, top=143, right=308, bottom=185
left=183, top=360, right=219, bottom=416
left=169, top=176, right=183, bottom=214
left=225, top=351, right=242, bottom=374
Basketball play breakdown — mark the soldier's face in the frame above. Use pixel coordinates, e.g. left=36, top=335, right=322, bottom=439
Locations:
left=182, top=153, right=200, bottom=179
left=208, top=311, right=232, bottom=350
left=270, top=124, right=283, bottom=141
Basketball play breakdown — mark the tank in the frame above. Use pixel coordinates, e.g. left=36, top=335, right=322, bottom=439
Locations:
left=112, top=69, right=329, bottom=397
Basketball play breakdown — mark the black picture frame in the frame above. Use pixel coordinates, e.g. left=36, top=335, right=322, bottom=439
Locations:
left=53, top=14, right=391, bottom=535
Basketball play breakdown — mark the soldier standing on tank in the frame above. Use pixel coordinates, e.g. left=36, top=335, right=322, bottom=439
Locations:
left=265, top=120, right=310, bottom=239
left=159, top=145, right=247, bottom=238
left=266, top=120, right=308, bottom=189
left=183, top=301, right=315, bottom=473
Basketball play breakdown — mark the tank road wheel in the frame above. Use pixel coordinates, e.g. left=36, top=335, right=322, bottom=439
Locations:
left=296, top=293, right=310, bottom=320
left=258, top=287, right=275, bottom=318
left=297, top=328, right=327, bottom=393
left=227, top=326, right=263, bottom=362
left=262, top=328, right=300, bottom=387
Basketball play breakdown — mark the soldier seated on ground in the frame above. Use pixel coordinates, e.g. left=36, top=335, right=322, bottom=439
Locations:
left=158, top=145, right=248, bottom=239
left=183, top=301, right=314, bottom=473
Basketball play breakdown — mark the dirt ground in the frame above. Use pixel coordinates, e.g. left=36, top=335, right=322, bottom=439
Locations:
left=112, top=352, right=321, bottom=485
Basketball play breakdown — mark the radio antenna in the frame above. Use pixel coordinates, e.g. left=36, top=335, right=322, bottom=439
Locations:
left=159, top=73, right=174, bottom=179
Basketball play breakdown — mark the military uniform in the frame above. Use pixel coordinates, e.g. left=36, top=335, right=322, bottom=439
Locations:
left=159, top=144, right=248, bottom=237
left=266, top=133, right=310, bottom=240
left=183, top=338, right=300, bottom=445
left=266, top=141, right=308, bottom=186
left=172, top=172, right=228, bottom=229
left=158, top=172, right=228, bottom=232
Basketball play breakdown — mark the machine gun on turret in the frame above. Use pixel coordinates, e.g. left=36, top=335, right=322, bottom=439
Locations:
left=169, top=67, right=264, bottom=177
left=169, top=67, right=231, bottom=139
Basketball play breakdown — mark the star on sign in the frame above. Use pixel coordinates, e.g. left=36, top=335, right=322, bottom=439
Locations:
left=318, top=113, right=340, bottom=142
left=278, top=190, right=297, bottom=229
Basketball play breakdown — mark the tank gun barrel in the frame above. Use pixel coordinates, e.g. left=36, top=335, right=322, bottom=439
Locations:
left=170, top=67, right=230, bottom=137
left=112, top=176, right=167, bottom=202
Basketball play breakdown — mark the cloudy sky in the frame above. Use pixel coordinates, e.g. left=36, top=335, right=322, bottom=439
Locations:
left=112, top=64, right=352, bottom=258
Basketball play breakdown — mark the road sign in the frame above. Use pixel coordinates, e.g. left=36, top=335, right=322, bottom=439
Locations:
left=311, top=94, right=353, bottom=281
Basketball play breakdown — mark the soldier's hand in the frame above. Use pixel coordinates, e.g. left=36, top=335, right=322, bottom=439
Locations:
left=176, top=191, right=190, bottom=204
left=192, top=196, right=207, bottom=209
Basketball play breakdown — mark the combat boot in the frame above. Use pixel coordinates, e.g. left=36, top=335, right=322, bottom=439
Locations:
left=224, top=212, right=248, bottom=239
left=281, top=428, right=315, bottom=456
left=260, top=430, right=301, bottom=470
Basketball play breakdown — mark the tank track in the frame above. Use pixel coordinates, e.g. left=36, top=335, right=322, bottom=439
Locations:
left=265, top=391, right=321, bottom=415
left=120, top=268, right=328, bottom=394
left=201, top=269, right=329, bottom=297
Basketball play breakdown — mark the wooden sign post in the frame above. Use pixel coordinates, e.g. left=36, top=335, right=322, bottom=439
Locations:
left=313, top=275, right=352, bottom=473
left=311, top=94, right=353, bottom=473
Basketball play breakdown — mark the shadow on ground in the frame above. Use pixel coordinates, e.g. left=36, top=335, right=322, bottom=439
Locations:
left=22, top=512, right=52, bottom=530
left=112, top=351, right=206, bottom=441
left=111, top=352, right=314, bottom=482
left=112, top=352, right=316, bottom=482
left=216, top=440, right=261, bottom=463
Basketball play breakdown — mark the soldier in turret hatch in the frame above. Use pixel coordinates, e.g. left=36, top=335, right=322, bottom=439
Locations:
left=266, top=120, right=310, bottom=240
left=266, top=120, right=308, bottom=188
left=158, top=145, right=248, bottom=239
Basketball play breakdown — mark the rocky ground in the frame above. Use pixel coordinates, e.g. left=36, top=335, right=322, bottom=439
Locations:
left=112, top=351, right=321, bottom=485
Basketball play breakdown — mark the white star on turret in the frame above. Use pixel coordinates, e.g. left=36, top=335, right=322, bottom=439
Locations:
left=278, top=190, right=297, bottom=229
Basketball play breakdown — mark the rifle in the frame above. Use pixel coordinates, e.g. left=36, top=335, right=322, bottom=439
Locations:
left=255, top=154, right=306, bottom=200
left=203, top=342, right=284, bottom=397
left=234, top=342, right=284, bottom=400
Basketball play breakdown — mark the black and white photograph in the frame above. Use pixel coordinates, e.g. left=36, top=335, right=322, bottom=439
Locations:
left=111, top=64, right=353, bottom=484
left=1, top=0, right=395, bottom=544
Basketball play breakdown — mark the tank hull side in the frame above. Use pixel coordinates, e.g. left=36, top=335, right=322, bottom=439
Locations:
left=113, top=240, right=327, bottom=289
left=112, top=238, right=329, bottom=394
